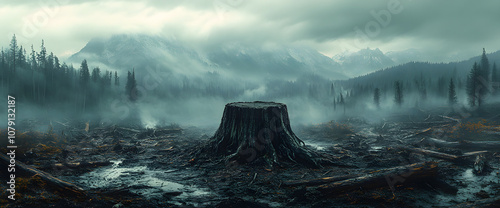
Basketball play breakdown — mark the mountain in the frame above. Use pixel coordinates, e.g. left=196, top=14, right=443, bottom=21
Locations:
left=68, top=34, right=348, bottom=80
left=333, top=48, right=395, bottom=77
left=342, top=50, right=500, bottom=88
left=69, top=34, right=209, bottom=77
left=332, top=48, right=479, bottom=77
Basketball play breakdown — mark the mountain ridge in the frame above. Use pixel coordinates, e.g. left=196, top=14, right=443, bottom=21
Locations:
left=69, top=34, right=348, bottom=80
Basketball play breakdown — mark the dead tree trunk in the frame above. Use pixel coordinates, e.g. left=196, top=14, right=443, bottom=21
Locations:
left=204, top=101, right=320, bottom=168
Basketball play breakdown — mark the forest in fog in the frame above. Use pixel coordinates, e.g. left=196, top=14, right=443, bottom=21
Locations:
left=2, top=1, right=500, bottom=207
left=1, top=34, right=500, bottom=128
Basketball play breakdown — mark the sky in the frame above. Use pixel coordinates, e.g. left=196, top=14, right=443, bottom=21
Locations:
left=1, top=0, right=500, bottom=60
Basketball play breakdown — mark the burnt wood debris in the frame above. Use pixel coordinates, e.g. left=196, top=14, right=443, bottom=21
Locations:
left=0, top=102, right=499, bottom=207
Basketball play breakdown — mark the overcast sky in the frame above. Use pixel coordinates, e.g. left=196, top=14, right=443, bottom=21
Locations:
left=1, top=0, right=499, bottom=60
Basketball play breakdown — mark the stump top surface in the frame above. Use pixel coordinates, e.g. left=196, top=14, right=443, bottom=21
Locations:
left=227, top=101, right=285, bottom=109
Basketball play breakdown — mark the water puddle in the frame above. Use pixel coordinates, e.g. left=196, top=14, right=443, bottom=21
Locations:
left=370, top=146, right=383, bottom=151
left=75, top=160, right=212, bottom=203
left=434, top=168, right=499, bottom=206
left=305, top=141, right=328, bottom=151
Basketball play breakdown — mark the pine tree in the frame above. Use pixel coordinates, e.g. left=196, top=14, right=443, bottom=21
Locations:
left=30, top=45, right=37, bottom=101
left=480, top=48, right=490, bottom=81
left=30, top=45, right=37, bottom=70
left=80, top=59, right=90, bottom=113
left=80, top=59, right=90, bottom=86
left=448, top=78, right=457, bottom=105
left=394, top=81, right=403, bottom=107
left=114, top=71, right=119, bottom=86
left=18, top=46, right=25, bottom=69
left=125, top=69, right=138, bottom=101
left=374, top=87, right=380, bottom=108
left=91, top=67, right=101, bottom=83
left=478, top=48, right=490, bottom=105
left=339, top=92, right=345, bottom=114
left=9, top=34, right=18, bottom=73
left=54, top=56, right=60, bottom=71
left=466, top=62, right=480, bottom=107
left=126, top=71, right=131, bottom=93
left=37, top=40, right=47, bottom=69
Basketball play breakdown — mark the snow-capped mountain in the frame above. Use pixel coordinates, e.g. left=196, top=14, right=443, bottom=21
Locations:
left=333, top=48, right=395, bottom=77
left=69, top=34, right=348, bottom=80
left=69, top=34, right=210, bottom=77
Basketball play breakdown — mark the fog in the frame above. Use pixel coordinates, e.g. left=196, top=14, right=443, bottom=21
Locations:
left=2, top=32, right=499, bottom=134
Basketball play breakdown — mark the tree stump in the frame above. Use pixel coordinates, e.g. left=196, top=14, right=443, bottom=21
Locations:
left=204, top=101, right=320, bottom=168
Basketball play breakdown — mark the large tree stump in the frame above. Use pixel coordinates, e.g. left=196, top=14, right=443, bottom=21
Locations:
left=204, top=101, right=320, bottom=167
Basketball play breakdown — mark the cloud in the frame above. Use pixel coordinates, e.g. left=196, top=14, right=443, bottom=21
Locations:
left=1, top=0, right=499, bottom=60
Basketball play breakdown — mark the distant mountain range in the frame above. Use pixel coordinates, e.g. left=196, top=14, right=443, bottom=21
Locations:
left=68, top=34, right=498, bottom=81
left=69, top=34, right=347, bottom=80
left=332, top=48, right=474, bottom=77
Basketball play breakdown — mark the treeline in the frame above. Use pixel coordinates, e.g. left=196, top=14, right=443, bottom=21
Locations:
left=465, top=48, right=498, bottom=107
left=329, top=48, right=500, bottom=113
left=0, top=35, right=137, bottom=117
left=2, top=33, right=498, bottom=121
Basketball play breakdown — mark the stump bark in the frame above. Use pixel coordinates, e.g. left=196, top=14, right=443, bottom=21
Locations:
left=205, top=101, right=319, bottom=167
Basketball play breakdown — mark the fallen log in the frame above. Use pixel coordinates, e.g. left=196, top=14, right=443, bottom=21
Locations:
left=1, top=153, right=85, bottom=197
left=455, top=196, right=500, bottom=208
left=118, top=127, right=141, bottom=133
left=398, top=147, right=459, bottom=161
left=438, top=115, right=460, bottom=123
left=310, top=162, right=438, bottom=196
left=462, top=150, right=489, bottom=157
left=421, top=138, right=500, bottom=152
left=283, top=173, right=362, bottom=187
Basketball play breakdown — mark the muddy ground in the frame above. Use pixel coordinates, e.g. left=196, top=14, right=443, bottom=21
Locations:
left=1, top=108, right=500, bottom=207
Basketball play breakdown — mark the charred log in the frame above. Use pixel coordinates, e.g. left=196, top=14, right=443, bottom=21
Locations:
left=398, top=147, right=460, bottom=161
left=310, top=162, right=439, bottom=196
left=421, top=138, right=500, bottom=152
left=0, top=153, right=85, bottom=197
left=283, top=173, right=362, bottom=187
